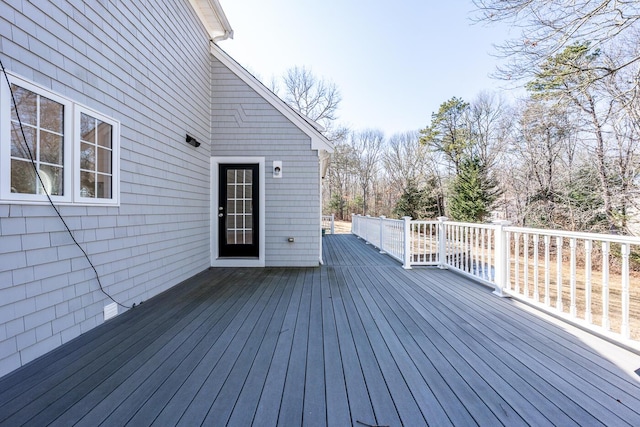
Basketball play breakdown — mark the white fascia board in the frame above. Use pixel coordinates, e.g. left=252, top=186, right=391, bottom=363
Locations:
left=189, top=0, right=234, bottom=41
left=210, top=43, right=334, bottom=154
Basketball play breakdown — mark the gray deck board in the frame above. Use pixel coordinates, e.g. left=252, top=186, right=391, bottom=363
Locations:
left=1, top=234, right=640, bottom=426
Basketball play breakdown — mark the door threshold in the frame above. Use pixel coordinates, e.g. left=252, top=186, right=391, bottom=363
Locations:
left=211, top=257, right=265, bottom=268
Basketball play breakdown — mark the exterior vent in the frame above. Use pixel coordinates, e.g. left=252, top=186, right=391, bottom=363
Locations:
left=104, top=303, right=118, bottom=321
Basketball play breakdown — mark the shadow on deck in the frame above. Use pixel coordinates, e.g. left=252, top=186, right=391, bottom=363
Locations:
left=1, top=234, right=639, bottom=426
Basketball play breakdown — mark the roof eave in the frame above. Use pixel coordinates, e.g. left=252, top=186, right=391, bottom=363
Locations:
left=189, top=0, right=234, bottom=41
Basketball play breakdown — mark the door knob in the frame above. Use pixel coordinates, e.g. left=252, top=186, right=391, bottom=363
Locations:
left=218, top=213, right=224, bottom=217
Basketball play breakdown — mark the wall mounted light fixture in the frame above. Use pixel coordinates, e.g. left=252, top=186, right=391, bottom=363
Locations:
left=273, top=160, right=282, bottom=178
left=186, top=134, right=200, bottom=147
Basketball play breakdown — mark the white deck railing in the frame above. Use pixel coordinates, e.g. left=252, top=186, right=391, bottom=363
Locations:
left=321, top=214, right=335, bottom=234
left=351, top=214, right=640, bottom=346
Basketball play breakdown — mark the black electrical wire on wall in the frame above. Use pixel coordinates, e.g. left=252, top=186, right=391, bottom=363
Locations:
left=0, top=57, right=131, bottom=310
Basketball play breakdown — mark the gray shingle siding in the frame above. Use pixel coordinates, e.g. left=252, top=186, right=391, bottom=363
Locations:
left=211, top=57, right=321, bottom=267
left=0, top=0, right=213, bottom=376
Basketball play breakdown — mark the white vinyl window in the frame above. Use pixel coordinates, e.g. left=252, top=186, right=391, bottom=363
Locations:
left=75, top=108, right=119, bottom=203
left=0, top=73, right=119, bottom=205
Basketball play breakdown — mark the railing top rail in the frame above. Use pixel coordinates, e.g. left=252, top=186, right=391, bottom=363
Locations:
left=441, top=221, right=499, bottom=230
left=504, top=225, right=640, bottom=245
left=409, top=220, right=439, bottom=226
left=353, top=215, right=405, bottom=224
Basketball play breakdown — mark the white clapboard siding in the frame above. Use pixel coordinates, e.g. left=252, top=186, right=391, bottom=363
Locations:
left=210, top=57, right=322, bottom=267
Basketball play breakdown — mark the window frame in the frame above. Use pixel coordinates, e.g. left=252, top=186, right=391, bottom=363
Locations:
left=74, top=106, right=120, bottom=205
left=0, top=72, right=120, bottom=206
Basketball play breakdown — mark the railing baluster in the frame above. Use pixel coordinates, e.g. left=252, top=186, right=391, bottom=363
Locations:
left=480, top=228, right=491, bottom=280
left=506, top=230, right=512, bottom=291
left=418, top=222, right=422, bottom=263
left=474, top=227, right=479, bottom=277
left=556, top=237, right=563, bottom=312
left=584, top=240, right=592, bottom=324
left=488, top=228, right=493, bottom=282
left=621, top=243, right=630, bottom=339
left=602, top=241, right=610, bottom=331
left=523, top=233, right=529, bottom=298
left=464, top=226, right=470, bottom=272
left=514, top=232, right=520, bottom=293
left=569, top=238, right=577, bottom=318
left=533, top=234, right=539, bottom=301
left=544, top=235, right=551, bottom=306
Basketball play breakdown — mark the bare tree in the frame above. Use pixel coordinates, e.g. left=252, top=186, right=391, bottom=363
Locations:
left=351, top=129, right=384, bottom=215
left=528, top=43, right=620, bottom=229
left=473, top=0, right=640, bottom=89
left=325, top=137, right=358, bottom=220
left=277, top=66, right=342, bottom=132
left=468, top=91, right=512, bottom=168
left=508, top=99, right=578, bottom=228
left=383, top=131, right=429, bottom=192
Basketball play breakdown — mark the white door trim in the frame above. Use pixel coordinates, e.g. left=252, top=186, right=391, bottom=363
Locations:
left=211, top=156, right=265, bottom=267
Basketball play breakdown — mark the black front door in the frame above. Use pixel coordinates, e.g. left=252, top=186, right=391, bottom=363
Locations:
left=218, top=164, right=259, bottom=258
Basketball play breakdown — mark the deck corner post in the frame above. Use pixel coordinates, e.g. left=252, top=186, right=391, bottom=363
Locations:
left=379, top=215, right=386, bottom=254
left=492, top=220, right=511, bottom=297
left=402, top=216, right=412, bottom=269
left=437, top=216, right=449, bottom=269
left=330, top=214, right=335, bottom=234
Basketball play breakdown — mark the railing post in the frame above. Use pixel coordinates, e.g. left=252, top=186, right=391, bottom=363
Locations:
left=351, top=214, right=357, bottom=236
left=492, top=220, right=511, bottom=297
left=330, top=214, right=335, bottom=234
left=402, top=216, right=412, bottom=269
left=379, top=216, right=386, bottom=254
left=365, top=215, right=372, bottom=244
left=437, top=216, right=448, bottom=269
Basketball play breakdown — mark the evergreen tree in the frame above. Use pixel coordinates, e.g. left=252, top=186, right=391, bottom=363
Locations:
left=393, top=179, right=442, bottom=220
left=448, top=157, right=501, bottom=222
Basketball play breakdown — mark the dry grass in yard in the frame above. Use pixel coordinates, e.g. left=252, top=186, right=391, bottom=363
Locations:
left=332, top=220, right=352, bottom=234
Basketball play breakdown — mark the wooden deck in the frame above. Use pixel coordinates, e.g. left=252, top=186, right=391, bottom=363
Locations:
left=1, top=234, right=640, bottom=426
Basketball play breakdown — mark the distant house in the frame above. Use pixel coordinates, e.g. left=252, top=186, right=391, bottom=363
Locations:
left=0, top=0, right=332, bottom=377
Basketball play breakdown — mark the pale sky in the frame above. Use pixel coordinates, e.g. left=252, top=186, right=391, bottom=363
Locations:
left=217, top=0, right=518, bottom=136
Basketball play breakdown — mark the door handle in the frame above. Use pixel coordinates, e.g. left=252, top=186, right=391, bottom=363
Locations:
left=218, top=213, right=224, bottom=217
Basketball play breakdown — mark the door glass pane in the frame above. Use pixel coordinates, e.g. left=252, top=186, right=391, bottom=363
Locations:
left=225, top=167, right=253, bottom=246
